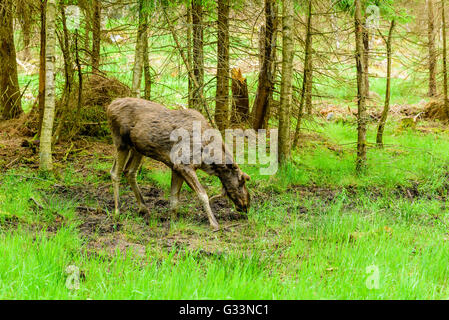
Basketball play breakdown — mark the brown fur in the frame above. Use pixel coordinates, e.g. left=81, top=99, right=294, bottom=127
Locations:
left=106, top=98, right=250, bottom=230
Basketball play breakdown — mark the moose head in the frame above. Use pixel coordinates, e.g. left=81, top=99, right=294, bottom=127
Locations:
left=215, top=163, right=251, bottom=213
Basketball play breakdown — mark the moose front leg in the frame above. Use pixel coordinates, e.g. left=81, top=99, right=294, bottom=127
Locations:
left=175, top=165, right=219, bottom=231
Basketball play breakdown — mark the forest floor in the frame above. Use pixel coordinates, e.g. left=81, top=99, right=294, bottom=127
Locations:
left=1, top=118, right=449, bottom=299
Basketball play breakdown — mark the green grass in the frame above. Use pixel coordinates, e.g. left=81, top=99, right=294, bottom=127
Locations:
left=1, top=120, right=449, bottom=299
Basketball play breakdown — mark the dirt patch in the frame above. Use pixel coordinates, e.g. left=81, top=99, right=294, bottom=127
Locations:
left=394, top=183, right=420, bottom=201
left=88, top=233, right=147, bottom=258
left=106, top=186, right=168, bottom=215
left=50, top=180, right=246, bottom=236
left=77, top=207, right=122, bottom=236
left=0, top=114, right=35, bottom=138
left=208, top=197, right=247, bottom=221
left=291, top=184, right=340, bottom=203
left=0, top=215, right=20, bottom=230
left=62, top=184, right=250, bottom=259
left=0, top=136, right=36, bottom=172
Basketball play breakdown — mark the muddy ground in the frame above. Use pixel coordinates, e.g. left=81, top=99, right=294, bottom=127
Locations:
left=41, top=178, right=253, bottom=258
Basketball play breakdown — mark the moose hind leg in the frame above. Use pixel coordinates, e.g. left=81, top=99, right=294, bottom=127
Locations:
left=124, top=150, right=148, bottom=216
left=170, top=170, right=184, bottom=214
left=175, top=165, right=219, bottom=231
left=111, top=148, right=130, bottom=217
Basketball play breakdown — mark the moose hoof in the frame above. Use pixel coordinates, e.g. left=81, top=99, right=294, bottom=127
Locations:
left=211, top=223, right=220, bottom=232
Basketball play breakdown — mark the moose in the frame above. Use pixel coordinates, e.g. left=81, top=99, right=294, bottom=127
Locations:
left=106, top=98, right=251, bottom=230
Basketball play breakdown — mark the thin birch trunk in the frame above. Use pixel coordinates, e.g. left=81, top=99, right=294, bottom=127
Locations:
left=37, top=0, right=47, bottom=137
left=39, top=0, right=57, bottom=171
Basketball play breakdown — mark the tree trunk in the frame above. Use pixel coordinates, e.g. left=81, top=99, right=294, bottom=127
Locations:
left=75, top=30, right=82, bottom=112
left=256, top=24, right=273, bottom=129
left=37, top=0, right=47, bottom=137
left=263, top=15, right=278, bottom=130
left=18, top=2, right=32, bottom=60
left=192, top=0, right=205, bottom=110
left=132, top=0, right=147, bottom=98
left=83, top=7, right=91, bottom=53
left=187, top=4, right=193, bottom=108
left=259, top=25, right=265, bottom=69
left=443, top=0, right=449, bottom=119
left=376, top=20, right=395, bottom=148
left=53, top=3, right=74, bottom=144
left=363, top=20, right=370, bottom=98
left=0, top=0, right=22, bottom=119
left=231, top=68, right=249, bottom=124
left=293, top=0, right=312, bottom=149
left=428, top=0, right=438, bottom=97
left=23, top=30, right=32, bottom=61
left=354, top=0, right=367, bottom=173
left=305, top=53, right=313, bottom=114
left=142, top=13, right=151, bottom=100
left=39, top=0, right=57, bottom=171
left=68, top=28, right=83, bottom=140
left=91, top=0, right=101, bottom=73
left=278, top=0, right=294, bottom=164
left=252, top=0, right=278, bottom=130
left=215, top=0, right=230, bottom=132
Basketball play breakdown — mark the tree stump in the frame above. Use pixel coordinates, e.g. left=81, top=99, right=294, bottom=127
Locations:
left=230, top=68, right=249, bottom=125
